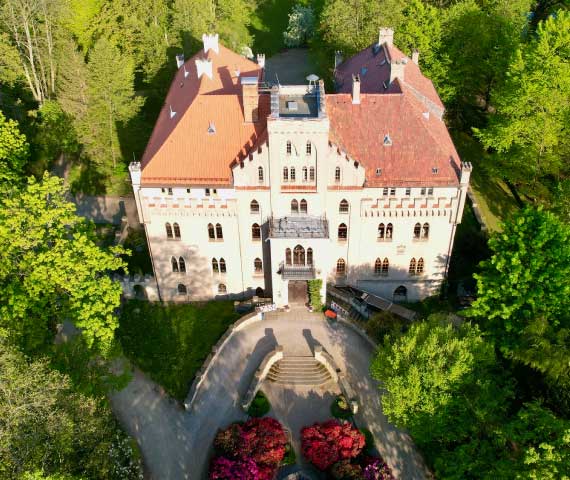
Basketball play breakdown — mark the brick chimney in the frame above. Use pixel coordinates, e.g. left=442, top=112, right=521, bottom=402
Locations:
left=195, top=58, right=213, bottom=79
left=256, top=53, right=265, bottom=69
left=202, top=33, right=219, bottom=54
left=378, top=28, right=394, bottom=47
left=390, top=58, right=406, bottom=84
left=412, top=50, right=420, bottom=65
left=241, top=76, right=259, bottom=123
left=351, top=74, right=360, bottom=104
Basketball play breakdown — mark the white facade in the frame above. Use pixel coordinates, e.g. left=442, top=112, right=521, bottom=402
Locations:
left=129, top=83, right=471, bottom=306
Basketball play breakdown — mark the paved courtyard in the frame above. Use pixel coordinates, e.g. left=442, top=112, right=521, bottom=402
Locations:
left=110, top=309, right=429, bottom=480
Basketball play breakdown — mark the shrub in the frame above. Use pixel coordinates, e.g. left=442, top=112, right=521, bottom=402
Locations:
left=247, top=391, right=270, bottom=417
left=331, top=395, right=352, bottom=420
left=209, top=456, right=260, bottom=480
left=331, top=460, right=363, bottom=479
left=307, top=279, right=323, bottom=311
left=364, top=311, right=407, bottom=343
left=360, top=429, right=375, bottom=453
left=281, top=443, right=296, bottom=466
left=361, top=456, right=395, bottom=480
left=301, top=419, right=365, bottom=471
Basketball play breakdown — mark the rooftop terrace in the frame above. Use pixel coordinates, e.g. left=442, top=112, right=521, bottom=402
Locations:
left=270, top=84, right=326, bottom=120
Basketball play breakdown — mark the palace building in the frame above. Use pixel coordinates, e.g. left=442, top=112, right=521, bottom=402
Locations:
left=129, top=30, right=471, bottom=306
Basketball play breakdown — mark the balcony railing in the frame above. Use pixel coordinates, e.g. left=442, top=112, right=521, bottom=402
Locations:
left=280, top=263, right=316, bottom=280
left=269, top=216, right=329, bottom=239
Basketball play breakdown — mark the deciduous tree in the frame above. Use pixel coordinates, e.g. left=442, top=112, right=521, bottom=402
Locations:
left=0, top=111, right=29, bottom=183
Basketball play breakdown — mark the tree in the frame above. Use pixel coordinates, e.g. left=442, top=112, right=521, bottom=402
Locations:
left=283, top=5, right=316, bottom=48
left=371, top=315, right=512, bottom=446
left=470, top=207, right=570, bottom=379
left=82, top=38, right=143, bottom=173
left=475, top=10, right=570, bottom=185
left=0, top=173, right=126, bottom=354
left=0, top=342, right=141, bottom=479
left=0, top=111, right=29, bottom=183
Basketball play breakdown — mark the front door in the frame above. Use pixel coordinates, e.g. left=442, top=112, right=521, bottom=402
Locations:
left=288, top=280, right=308, bottom=305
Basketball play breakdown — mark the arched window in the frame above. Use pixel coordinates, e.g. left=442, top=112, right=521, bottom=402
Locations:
left=218, top=283, right=227, bottom=294
left=378, top=223, right=385, bottom=239
left=339, top=199, right=349, bottom=213
left=252, top=223, right=261, bottom=240
left=309, top=167, right=315, bottom=181
left=219, top=258, right=226, bottom=273
left=173, top=223, right=181, bottom=239
left=300, top=199, right=307, bottom=213
left=291, top=199, right=299, bottom=214
left=171, top=256, right=179, bottom=272
left=335, top=167, right=341, bottom=183
left=208, top=223, right=215, bottom=239
left=215, top=223, right=223, bottom=239
left=306, top=141, right=312, bottom=155
left=212, top=258, right=219, bottom=273
left=338, top=223, right=347, bottom=241
left=382, top=258, right=389, bottom=275
left=166, top=223, right=173, bottom=239
left=414, top=223, right=421, bottom=239
left=293, top=245, right=305, bottom=266
left=177, top=284, right=187, bottom=295
left=255, top=287, right=264, bottom=297
left=302, top=166, right=308, bottom=182
left=307, top=248, right=313, bottom=266
left=422, top=223, right=430, bottom=239
left=409, top=258, right=417, bottom=275
left=417, top=257, right=424, bottom=274
left=283, top=167, right=289, bottom=182
left=336, top=258, right=346, bottom=276
left=250, top=200, right=259, bottom=213
left=254, top=258, right=263, bottom=273
left=286, top=140, right=292, bottom=155
left=374, top=258, right=382, bottom=275
left=179, top=257, right=186, bottom=273
left=285, top=248, right=292, bottom=266
left=290, top=167, right=296, bottom=181
left=258, top=166, right=264, bottom=182
left=394, top=285, right=407, bottom=301
left=386, top=223, right=393, bottom=239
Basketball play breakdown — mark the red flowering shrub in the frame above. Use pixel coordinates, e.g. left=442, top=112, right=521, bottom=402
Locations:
left=301, top=419, right=365, bottom=471
left=331, top=459, right=363, bottom=479
left=210, top=417, right=288, bottom=480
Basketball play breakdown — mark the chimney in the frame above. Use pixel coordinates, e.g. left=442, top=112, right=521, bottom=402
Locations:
left=378, top=28, right=394, bottom=47
left=334, top=51, right=343, bottom=69
left=176, top=54, right=185, bottom=69
left=351, top=74, right=360, bottom=104
left=390, top=58, right=406, bottom=84
left=202, top=33, right=219, bottom=54
left=241, top=76, right=259, bottom=123
left=256, top=54, right=265, bottom=69
left=195, top=58, right=213, bottom=80
left=412, top=50, right=420, bottom=65
left=460, top=162, right=473, bottom=185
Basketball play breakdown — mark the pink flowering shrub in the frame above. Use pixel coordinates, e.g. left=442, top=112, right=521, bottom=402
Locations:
left=210, top=456, right=260, bottom=480
left=301, top=420, right=365, bottom=471
left=362, top=456, right=395, bottom=480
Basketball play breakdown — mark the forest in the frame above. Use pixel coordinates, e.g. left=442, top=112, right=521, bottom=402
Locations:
left=1, top=0, right=570, bottom=479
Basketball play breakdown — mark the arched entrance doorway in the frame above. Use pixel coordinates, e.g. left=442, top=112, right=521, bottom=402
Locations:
left=288, top=281, right=308, bottom=305
left=393, top=285, right=407, bottom=302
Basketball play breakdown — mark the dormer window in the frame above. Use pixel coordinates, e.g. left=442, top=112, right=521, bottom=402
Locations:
left=207, top=121, right=216, bottom=135
left=383, top=134, right=392, bottom=146
left=432, top=167, right=439, bottom=174
left=376, top=168, right=382, bottom=176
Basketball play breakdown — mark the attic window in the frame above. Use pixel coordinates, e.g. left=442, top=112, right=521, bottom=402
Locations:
left=380, top=59, right=386, bottom=66
left=286, top=101, right=298, bottom=111
left=360, top=67, right=368, bottom=76
left=207, top=121, right=216, bottom=135
left=376, top=168, right=382, bottom=176
left=383, top=134, right=392, bottom=146
left=432, top=167, right=439, bottom=174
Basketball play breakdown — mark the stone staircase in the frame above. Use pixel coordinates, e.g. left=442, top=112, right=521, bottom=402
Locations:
left=267, top=355, right=333, bottom=386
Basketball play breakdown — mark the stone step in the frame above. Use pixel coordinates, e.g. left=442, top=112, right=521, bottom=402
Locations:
left=270, top=365, right=327, bottom=373
left=267, top=356, right=333, bottom=386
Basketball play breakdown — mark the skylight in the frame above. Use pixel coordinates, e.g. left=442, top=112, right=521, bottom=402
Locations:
left=432, top=167, right=439, bottom=174
left=207, top=121, right=216, bottom=135
left=286, top=101, right=298, bottom=111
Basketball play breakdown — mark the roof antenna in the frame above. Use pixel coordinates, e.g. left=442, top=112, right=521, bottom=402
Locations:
left=275, top=73, right=281, bottom=86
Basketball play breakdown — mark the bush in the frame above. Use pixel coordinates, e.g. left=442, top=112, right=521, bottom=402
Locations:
left=331, top=395, right=352, bottom=420
left=307, top=279, right=323, bottom=311
left=360, top=429, right=375, bottom=453
left=364, top=311, right=407, bottom=343
left=300, top=419, right=365, bottom=471
left=281, top=443, right=296, bottom=466
left=247, top=391, right=270, bottom=417
left=361, top=456, right=395, bottom=480
left=331, top=460, right=363, bottom=479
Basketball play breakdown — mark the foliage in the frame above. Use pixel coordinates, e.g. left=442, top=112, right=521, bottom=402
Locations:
left=118, top=299, right=240, bottom=400
left=371, top=315, right=512, bottom=447
left=121, top=229, right=153, bottom=276
left=301, top=419, right=365, bottom=471
left=0, top=111, right=29, bottom=183
left=364, top=310, right=407, bottom=343
left=331, top=395, right=352, bottom=420
left=361, top=456, right=395, bottom=480
left=470, top=207, right=570, bottom=379
left=247, top=390, right=271, bottom=417
left=0, top=174, right=126, bottom=354
left=0, top=342, right=141, bottom=480
left=475, top=10, right=570, bottom=186
left=360, top=429, right=375, bottom=453
left=330, top=460, right=362, bottom=480
left=307, top=278, right=323, bottom=311
left=211, top=417, right=288, bottom=480
left=283, top=4, right=315, bottom=47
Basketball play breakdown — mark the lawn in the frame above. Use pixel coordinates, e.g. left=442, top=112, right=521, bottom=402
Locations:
left=117, top=300, right=241, bottom=401
left=452, top=132, right=520, bottom=231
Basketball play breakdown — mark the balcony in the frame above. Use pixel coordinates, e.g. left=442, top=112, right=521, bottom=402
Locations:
left=269, top=216, right=329, bottom=239
left=280, top=263, right=316, bottom=280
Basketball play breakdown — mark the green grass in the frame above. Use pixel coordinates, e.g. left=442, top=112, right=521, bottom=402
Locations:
left=453, top=132, right=519, bottom=231
left=249, top=0, right=298, bottom=56
left=117, top=300, right=240, bottom=401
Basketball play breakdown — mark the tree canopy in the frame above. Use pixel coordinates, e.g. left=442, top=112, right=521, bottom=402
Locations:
left=0, top=111, right=28, bottom=183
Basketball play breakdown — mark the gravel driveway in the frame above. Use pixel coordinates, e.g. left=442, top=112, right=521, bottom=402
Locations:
left=109, top=309, right=429, bottom=480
